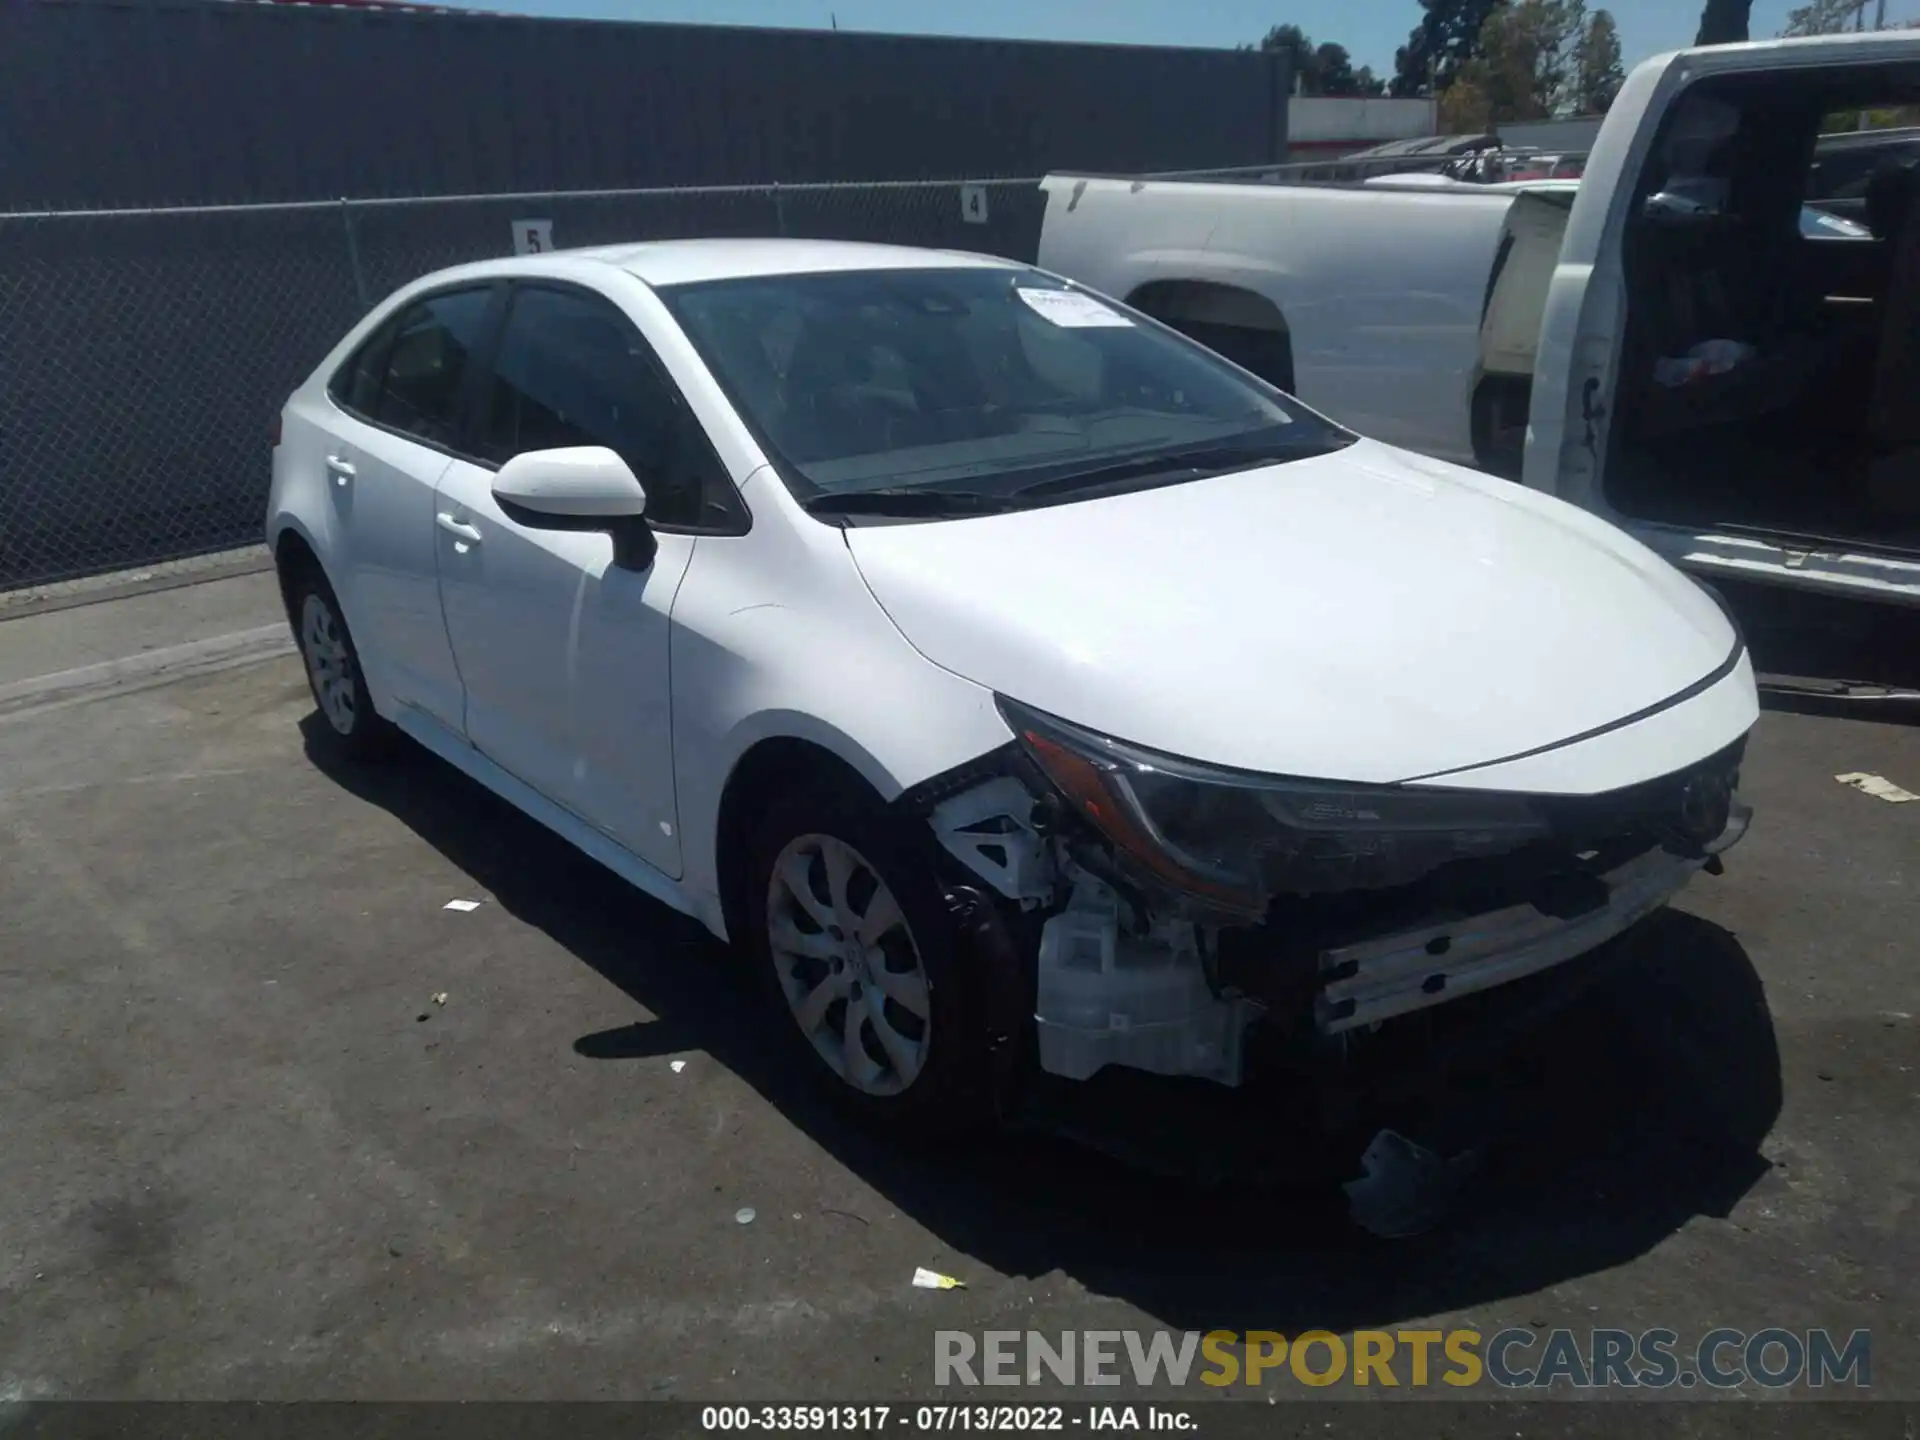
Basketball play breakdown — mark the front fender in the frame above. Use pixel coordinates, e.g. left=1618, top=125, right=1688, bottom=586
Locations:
left=667, top=525, right=1016, bottom=935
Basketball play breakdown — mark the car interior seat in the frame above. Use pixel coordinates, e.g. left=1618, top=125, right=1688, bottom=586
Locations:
left=1625, top=135, right=1841, bottom=445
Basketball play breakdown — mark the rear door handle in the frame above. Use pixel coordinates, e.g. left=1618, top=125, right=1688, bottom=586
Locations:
left=435, top=512, right=483, bottom=544
left=325, top=454, right=355, bottom=487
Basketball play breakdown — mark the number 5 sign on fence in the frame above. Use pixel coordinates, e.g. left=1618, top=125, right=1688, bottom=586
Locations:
left=512, top=219, right=554, bottom=255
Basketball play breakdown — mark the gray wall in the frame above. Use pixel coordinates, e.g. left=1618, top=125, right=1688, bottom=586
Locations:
left=0, top=0, right=1290, bottom=589
left=0, top=0, right=1290, bottom=210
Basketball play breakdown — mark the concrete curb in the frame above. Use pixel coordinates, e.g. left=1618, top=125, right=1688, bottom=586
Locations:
left=0, top=547, right=275, bottom=622
left=0, top=624, right=297, bottom=719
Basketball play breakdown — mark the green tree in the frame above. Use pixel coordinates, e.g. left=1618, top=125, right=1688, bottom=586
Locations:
left=1351, top=64, right=1389, bottom=97
left=1258, top=23, right=1322, bottom=93
left=1254, top=26, right=1386, bottom=97
left=1571, top=7, right=1625, bottom=113
left=1696, top=0, right=1752, bottom=44
left=1390, top=0, right=1507, bottom=98
left=1315, top=42, right=1359, bottom=94
left=1455, top=0, right=1588, bottom=122
left=1781, top=0, right=1874, bottom=35
left=1437, top=73, right=1494, bottom=131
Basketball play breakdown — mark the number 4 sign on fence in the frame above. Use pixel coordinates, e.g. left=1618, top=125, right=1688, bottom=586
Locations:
left=512, top=219, right=554, bottom=255
left=960, top=185, right=989, bottom=225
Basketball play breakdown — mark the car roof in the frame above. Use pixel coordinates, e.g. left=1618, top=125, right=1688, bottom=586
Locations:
left=568, top=237, right=1023, bottom=287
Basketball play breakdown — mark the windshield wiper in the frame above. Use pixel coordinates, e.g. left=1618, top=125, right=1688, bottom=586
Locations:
left=1006, top=436, right=1355, bottom=502
left=802, top=487, right=1014, bottom=517
left=802, top=434, right=1357, bottom=518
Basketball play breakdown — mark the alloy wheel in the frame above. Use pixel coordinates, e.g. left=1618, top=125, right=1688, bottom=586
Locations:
left=766, top=832, right=932, bottom=1096
left=300, top=592, right=357, bottom=735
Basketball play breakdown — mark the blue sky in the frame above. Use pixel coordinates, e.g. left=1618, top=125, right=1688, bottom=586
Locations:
left=430, top=0, right=1897, bottom=77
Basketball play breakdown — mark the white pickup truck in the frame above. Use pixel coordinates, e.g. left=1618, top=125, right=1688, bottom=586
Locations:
left=1038, top=31, right=1920, bottom=607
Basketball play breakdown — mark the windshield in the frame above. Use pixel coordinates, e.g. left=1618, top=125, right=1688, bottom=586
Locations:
left=656, top=267, right=1351, bottom=509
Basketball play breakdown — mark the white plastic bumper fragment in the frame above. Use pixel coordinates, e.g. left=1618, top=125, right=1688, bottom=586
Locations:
left=1316, top=846, right=1703, bottom=1035
left=1034, top=877, right=1260, bottom=1086
left=928, top=775, right=1054, bottom=905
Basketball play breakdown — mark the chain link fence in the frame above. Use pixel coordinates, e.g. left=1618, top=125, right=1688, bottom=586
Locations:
left=0, top=177, right=1045, bottom=592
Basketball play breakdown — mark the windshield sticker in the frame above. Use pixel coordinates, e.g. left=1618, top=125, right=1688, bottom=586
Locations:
left=1016, top=288, right=1134, bottom=328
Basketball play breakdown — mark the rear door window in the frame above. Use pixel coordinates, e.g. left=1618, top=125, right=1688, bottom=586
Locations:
left=371, top=287, right=495, bottom=448
left=327, top=320, right=394, bottom=418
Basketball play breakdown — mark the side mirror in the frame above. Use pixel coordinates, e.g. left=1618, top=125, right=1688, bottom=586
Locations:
left=493, top=445, right=648, bottom=519
left=491, top=445, right=656, bottom=568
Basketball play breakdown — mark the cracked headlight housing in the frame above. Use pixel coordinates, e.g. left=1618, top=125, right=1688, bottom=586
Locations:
left=998, top=695, right=1553, bottom=914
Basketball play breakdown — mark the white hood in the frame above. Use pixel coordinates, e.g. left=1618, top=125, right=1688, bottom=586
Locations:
left=843, top=440, right=1740, bottom=786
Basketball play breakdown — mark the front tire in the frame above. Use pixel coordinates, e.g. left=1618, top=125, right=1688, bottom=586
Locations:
left=744, top=784, right=991, bottom=1135
left=287, top=565, right=395, bottom=760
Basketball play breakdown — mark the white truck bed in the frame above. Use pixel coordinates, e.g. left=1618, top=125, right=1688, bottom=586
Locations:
left=1037, top=174, right=1523, bottom=464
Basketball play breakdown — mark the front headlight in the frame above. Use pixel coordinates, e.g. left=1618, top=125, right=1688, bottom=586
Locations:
left=997, top=695, right=1552, bottom=912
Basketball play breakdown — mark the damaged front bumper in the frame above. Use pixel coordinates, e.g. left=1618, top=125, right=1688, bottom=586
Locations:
left=1315, top=843, right=1706, bottom=1035
left=908, top=731, right=1753, bottom=1095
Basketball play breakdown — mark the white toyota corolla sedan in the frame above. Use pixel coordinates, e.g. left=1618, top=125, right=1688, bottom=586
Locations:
left=268, top=238, right=1757, bottom=1131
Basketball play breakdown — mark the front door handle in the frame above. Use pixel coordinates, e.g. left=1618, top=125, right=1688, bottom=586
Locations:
left=435, top=513, right=483, bottom=544
left=325, top=454, right=356, bottom=487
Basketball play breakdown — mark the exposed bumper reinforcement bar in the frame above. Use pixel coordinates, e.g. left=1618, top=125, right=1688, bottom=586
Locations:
left=1316, top=847, right=1704, bottom=1035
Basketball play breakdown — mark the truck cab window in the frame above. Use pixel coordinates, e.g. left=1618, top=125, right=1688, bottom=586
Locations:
left=1643, top=96, right=1743, bottom=220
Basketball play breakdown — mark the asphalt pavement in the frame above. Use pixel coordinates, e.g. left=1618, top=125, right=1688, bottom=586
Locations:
left=0, top=577, right=1914, bottom=1410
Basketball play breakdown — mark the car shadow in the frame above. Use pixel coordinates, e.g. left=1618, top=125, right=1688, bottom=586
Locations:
left=304, top=717, right=1782, bottom=1336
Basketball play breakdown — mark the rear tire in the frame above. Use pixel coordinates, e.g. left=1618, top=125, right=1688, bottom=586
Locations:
left=286, top=564, right=396, bottom=761
left=743, top=782, right=992, bottom=1136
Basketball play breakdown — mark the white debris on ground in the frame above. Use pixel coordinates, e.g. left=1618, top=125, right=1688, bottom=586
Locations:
left=912, top=1267, right=965, bottom=1290
left=442, top=899, right=482, bottom=912
left=1835, top=772, right=1917, bottom=803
